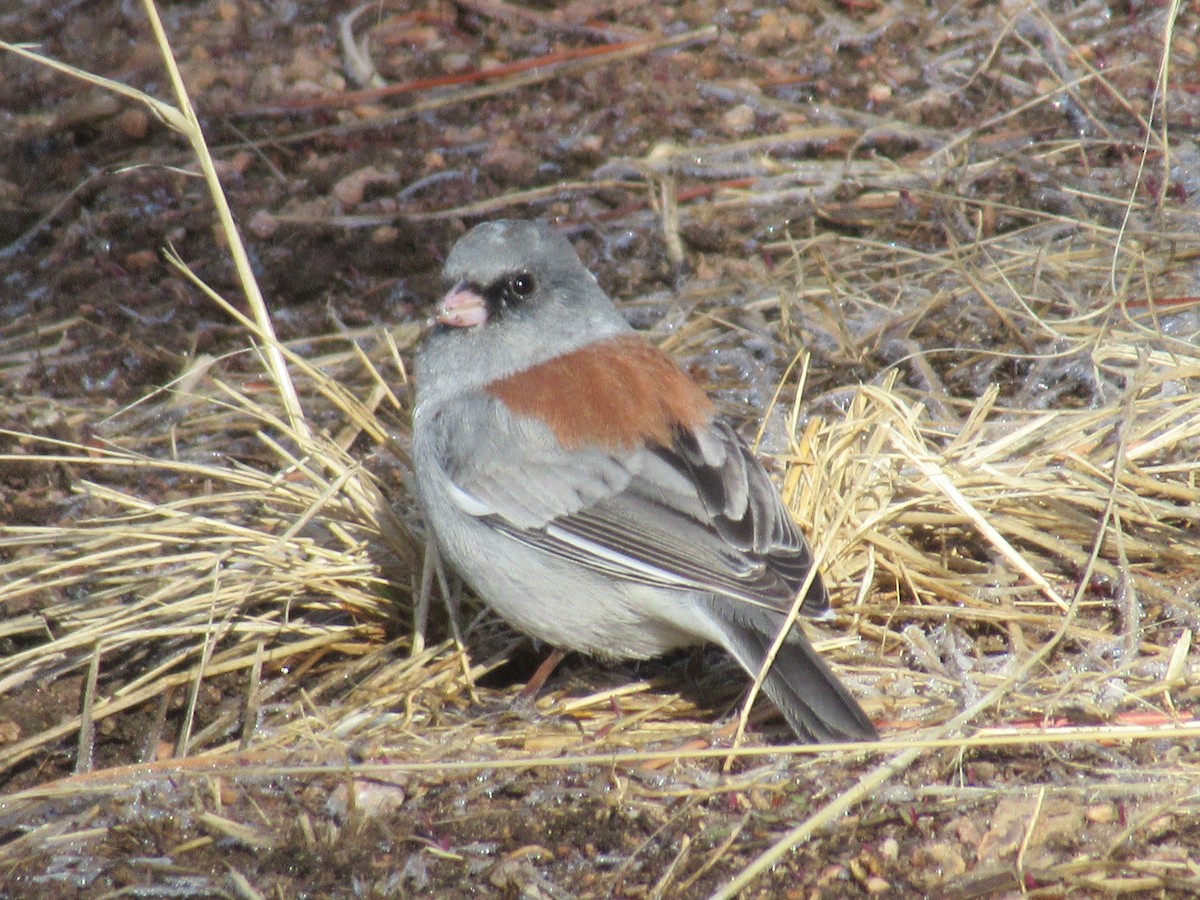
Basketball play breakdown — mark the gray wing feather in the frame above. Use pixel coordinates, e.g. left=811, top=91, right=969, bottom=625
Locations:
left=431, top=393, right=632, bottom=529
left=435, top=393, right=827, bottom=616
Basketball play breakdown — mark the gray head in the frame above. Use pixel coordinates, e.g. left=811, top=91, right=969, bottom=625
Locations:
left=443, top=220, right=589, bottom=298
left=416, top=220, right=631, bottom=400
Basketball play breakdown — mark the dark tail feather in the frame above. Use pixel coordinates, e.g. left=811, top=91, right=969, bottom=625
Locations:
left=711, top=603, right=877, bottom=743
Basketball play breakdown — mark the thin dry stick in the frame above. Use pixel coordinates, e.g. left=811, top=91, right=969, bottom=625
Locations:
left=4, top=721, right=1196, bottom=809
left=1109, top=0, right=1181, bottom=296
left=1015, top=784, right=1048, bottom=876
left=75, top=643, right=102, bottom=775
left=236, top=25, right=717, bottom=149
left=139, top=0, right=309, bottom=440
left=176, top=567, right=226, bottom=758
left=240, top=641, right=265, bottom=751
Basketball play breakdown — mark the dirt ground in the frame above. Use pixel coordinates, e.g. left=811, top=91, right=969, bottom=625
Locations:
left=3, top=0, right=1200, bottom=897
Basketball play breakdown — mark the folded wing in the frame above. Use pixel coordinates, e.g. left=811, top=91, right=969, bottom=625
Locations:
left=437, top=394, right=828, bottom=617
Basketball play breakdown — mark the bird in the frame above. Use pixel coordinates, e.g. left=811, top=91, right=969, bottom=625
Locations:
left=411, top=219, right=876, bottom=743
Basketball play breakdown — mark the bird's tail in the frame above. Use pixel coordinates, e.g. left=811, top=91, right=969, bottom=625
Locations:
left=709, top=602, right=877, bottom=743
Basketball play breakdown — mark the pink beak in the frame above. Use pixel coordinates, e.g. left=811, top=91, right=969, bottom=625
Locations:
left=432, top=282, right=488, bottom=328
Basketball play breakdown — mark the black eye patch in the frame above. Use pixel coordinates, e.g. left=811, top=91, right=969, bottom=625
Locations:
left=483, top=271, right=538, bottom=313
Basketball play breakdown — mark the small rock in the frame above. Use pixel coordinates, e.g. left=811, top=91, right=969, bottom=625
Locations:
left=333, top=165, right=395, bottom=207
left=116, top=108, right=150, bottom=139
left=722, top=103, right=757, bottom=135
left=868, top=82, right=893, bottom=106
left=123, top=250, right=158, bottom=272
left=248, top=209, right=278, bottom=239
left=1086, top=803, right=1119, bottom=824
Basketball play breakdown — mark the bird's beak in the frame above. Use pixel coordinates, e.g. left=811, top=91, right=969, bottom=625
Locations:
left=431, top=281, right=487, bottom=328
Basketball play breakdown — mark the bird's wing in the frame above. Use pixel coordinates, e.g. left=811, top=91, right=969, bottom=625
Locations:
left=433, top=393, right=828, bottom=616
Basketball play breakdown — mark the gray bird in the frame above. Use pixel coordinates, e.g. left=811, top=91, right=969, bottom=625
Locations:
left=412, top=219, right=876, bottom=742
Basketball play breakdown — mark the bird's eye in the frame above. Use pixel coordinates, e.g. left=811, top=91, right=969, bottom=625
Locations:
left=508, top=272, right=536, bottom=297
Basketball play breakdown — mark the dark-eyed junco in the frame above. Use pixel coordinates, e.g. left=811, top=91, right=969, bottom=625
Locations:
left=412, top=220, right=876, bottom=743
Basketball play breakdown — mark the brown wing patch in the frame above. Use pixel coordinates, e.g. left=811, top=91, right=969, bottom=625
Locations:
left=486, top=335, right=715, bottom=451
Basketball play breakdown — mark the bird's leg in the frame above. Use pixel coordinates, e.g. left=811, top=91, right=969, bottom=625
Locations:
left=517, top=646, right=569, bottom=703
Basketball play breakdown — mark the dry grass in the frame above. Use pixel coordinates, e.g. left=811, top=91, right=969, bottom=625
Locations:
left=3, top=0, right=1200, bottom=896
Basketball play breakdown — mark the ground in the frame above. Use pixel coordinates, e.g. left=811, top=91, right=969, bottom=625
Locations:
left=3, top=1, right=1200, bottom=897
